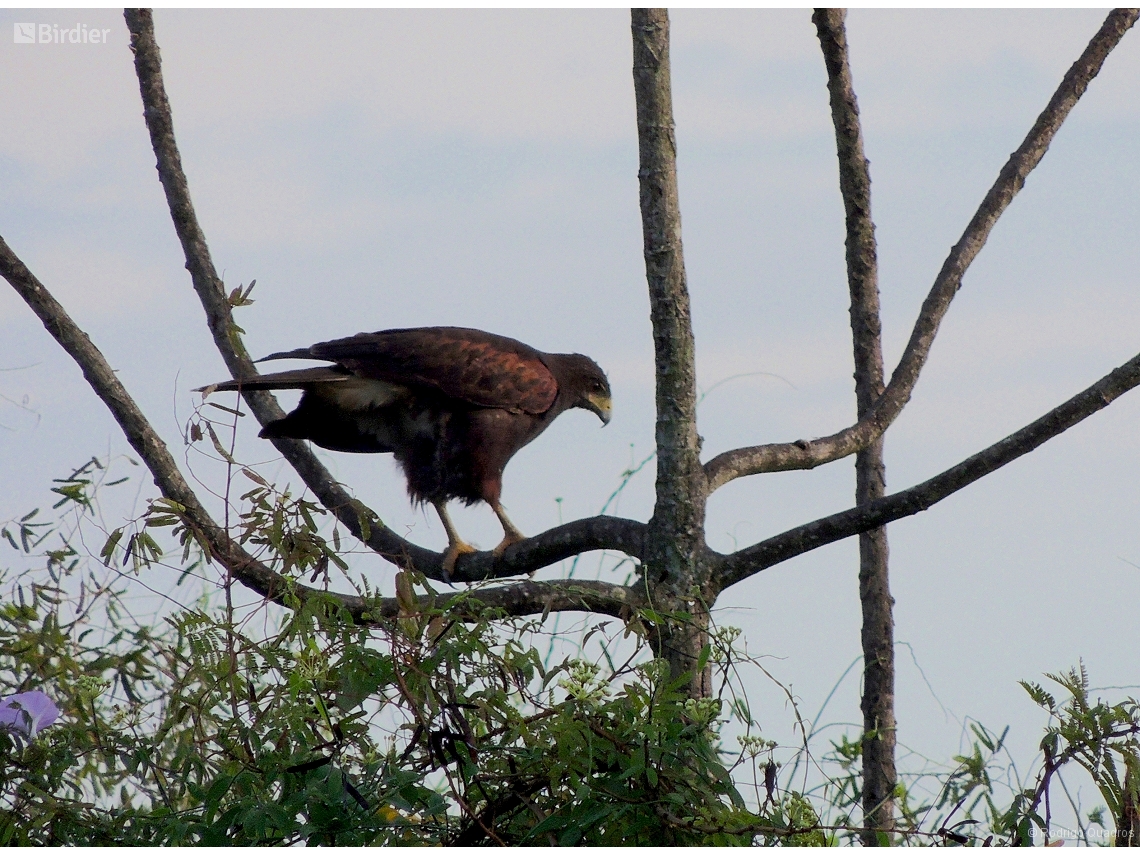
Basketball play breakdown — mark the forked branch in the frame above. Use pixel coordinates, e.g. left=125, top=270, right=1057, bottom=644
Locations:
left=704, top=7, right=1140, bottom=493
left=716, top=342, right=1140, bottom=590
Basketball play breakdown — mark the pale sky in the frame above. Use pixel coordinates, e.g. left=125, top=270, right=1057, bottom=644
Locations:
left=2, top=8, right=1139, bottom=809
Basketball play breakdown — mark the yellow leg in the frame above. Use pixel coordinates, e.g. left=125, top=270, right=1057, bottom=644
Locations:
left=434, top=501, right=477, bottom=575
left=491, top=502, right=527, bottom=557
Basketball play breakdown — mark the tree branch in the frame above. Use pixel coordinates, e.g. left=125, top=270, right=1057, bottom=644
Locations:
left=813, top=8, right=896, bottom=842
left=0, top=231, right=311, bottom=608
left=815, top=8, right=883, bottom=419
left=0, top=231, right=642, bottom=622
left=703, top=7, right=1140, bottom=493
left=716, top=343, right=1140, bottom=591
left=631, top=8, right=707, bottom=571
left=123, top=8, right=643, bottom=584
left=632, top=8, right=714, bottom=696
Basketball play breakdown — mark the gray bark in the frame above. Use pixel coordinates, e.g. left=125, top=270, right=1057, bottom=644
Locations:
left=816, top=10, right=893, bottom=843
left=813, top=8, right=895, bottom=842
left=632, top=8, right=712, bottom=695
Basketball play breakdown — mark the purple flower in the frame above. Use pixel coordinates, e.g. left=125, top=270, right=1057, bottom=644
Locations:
left=0, top=690, right=59, bottom=741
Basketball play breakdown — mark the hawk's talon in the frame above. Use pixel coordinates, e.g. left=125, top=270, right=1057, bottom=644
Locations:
left=441, top=540, right=478, bottom=576
left=492, top=531, right=527, bottom=558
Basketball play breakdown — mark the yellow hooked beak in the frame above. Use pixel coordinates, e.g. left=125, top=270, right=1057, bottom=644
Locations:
left=586, top=392, right=612, bottom=425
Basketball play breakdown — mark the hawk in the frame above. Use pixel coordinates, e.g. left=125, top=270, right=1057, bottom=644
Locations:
left=198, top=326, right=612, bottom=573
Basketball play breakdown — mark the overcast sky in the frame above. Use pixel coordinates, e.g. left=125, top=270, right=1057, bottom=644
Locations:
left=2, top=8, right=1139, bottom=806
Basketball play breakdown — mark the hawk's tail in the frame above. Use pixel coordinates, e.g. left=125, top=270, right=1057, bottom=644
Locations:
left=194, top=366, right=350, bottom=395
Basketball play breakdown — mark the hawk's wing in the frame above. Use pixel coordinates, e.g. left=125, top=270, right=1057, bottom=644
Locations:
left=262, top=327, right=559, bottom=414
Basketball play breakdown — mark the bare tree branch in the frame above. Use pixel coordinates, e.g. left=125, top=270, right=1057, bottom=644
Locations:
left=704, top=7, right=1140, bottom=493
left=815, top=10, right=882, bottom=404
left=632, top=8, right=712, bottom=695
left=123, top=8, right=256, bottom=381
left=336, top=576, right=642, bottom=623
left=122, top=8, right=644, bottom=584
left=715, top=343, right=1140, bottom=590
left=631, top=8, right=706, bottom=562
left=813, top=8, right=896, bottom=842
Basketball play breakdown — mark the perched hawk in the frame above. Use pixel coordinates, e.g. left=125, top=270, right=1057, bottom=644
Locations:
left=198, top=326, right=612, bottom=572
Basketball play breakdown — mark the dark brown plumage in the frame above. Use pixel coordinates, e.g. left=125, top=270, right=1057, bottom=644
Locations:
left=197, top=326, right=612, bottom=571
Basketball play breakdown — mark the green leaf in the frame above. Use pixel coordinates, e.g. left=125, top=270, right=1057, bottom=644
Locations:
left=696, top=643, right=712, bottom=673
